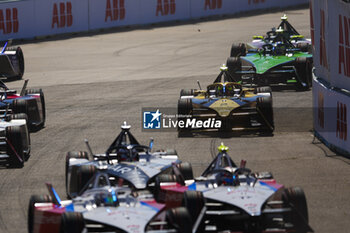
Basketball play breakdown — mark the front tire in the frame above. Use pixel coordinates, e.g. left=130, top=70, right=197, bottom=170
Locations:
left=6, top=126, right=24, bottom=168
left=28, top=195, right=52, bottom=233
left=60, top=212, right=85, bottom=233
left=257, top=96, right=274, bottom=132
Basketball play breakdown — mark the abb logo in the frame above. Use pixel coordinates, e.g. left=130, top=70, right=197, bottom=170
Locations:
left=248, top=0, right=265, bottom=4
left=0, top=8, right=19, bottom=34
left=319, top=10, right=328, bottom=69
left=336, top=101, right=347, bottom=141
left=310, top=2, right=315, bottom=46
left=338, top=14, right=350, bottom=77
left=156, top=0, right=176, bottom=16
left=205, top=0, right=222, bottom=10
left=52, top=2, right=73, bottom=28
left=105, top=0, right=125, bottom=22
left=318, top=92, right=324, bottom=129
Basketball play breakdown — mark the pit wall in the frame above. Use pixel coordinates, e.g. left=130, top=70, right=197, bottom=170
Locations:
left=311, top=0, right=350, bottom=155
left=0, top=0, right=308, bottom=40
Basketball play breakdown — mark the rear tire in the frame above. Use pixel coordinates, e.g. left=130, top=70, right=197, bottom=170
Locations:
left=6, top=126, right=24, bottom=168
left=65, top=151, right=89, bottom=195
left=254, top=86, right=272, bottom=95
left=177, top=99, right=192, bottom=136
left=154, top=174, right=178, bottom=202
left=177, top=162, right=194, bottom=180
left=28, top=195, right=52, bottom=233
left=25, top=88, right=46, bottom=128
left=226, top=57, right=242, bottom=81
left=283, top=187, right=308, bottom=223
left=60, top=212, right=85, bottom=233
left=69, top=164, right=95, bottom=198
left=182, top=191, right=205, bottom=223
left=230, top=43, right=246, bottom=57
left=7, top=46, right=24, bottom=80
left=295, top=57, right=313, bottom=91
left=166, top=207, right=192, bottom=233
left=257, top=96, right=274, bottom=132
left=180, top=89, right=197, bottom=97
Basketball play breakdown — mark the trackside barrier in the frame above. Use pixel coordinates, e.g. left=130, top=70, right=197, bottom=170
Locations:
left=311, top=0, right=350, bottom=156
left=0, top=0, right=35, bottom=40
left=313, top=77, right=350, bottom=155
left=0, top=0, right=309, bottom=40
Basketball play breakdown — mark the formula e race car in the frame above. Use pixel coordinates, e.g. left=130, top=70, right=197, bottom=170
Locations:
left=231, top=14, right=312, bottom=57
left=0, top=79, right=45, bottom=131
left=66, top=122, right=193, bottom=198
left=227, top=27, right=313, bottom=90
left=0, top=117, right=30, bottom=168
left=177, top=65, right=274, bottom=135
left=28, top=180, right=193, bottom=233
left=0, top=41, right=24, bottom=80
left=156, top=143, right=313, bottom=233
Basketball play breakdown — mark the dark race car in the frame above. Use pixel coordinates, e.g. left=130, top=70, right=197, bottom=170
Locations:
left=28, top=179, right=192, bottom=233
left=0, top=41, right=24, bottom=80
left=66, top=122, right=193, bottom=198
left=236, top=14, right=312, bottom=54
left=0, top=116, right=30, bottom=168
left=0, top=80, right=45, bottom=131
left=178, top=65, right=274, bottom=135
left=227, top=27, right=313, bottom=90
left=155, top=143, right=313, bottom=233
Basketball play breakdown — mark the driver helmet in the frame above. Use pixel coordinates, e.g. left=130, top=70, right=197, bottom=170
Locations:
left=117, top=148, right=129, bottom=161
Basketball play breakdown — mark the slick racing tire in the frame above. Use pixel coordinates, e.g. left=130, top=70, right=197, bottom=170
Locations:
left=177, top=162, right=194, bottom=180
left=283, top=187, right=309, bottom=224
left=6, top=126, right=24, bottom=168
left=12, top=98, right=28, bottom=115
left=296, top=43, right=311, bottom=53
left=230, top=43, right=246, bottom=57
left=7, top=46, right=24, bottom=80
left=180, top=89, right=197, bottom=97
left=178, top=98, right=193, bottom=136
left=25, top=88, right=46, bottom=128
left=257, top=96, right=274, bottom=133
left=166, top=207, right=192, bottom=233
left=10, top=113, right=28, bottom=121
left=65, top=151, right=89, bottom=195
left=182, top=191, right=205, bottom=223
left=60, top=212, right=85, bottom=233
left=76, top=164, right=96, bottom=195
left=254, top=86, right=272, bottom=95
left=295, top=57, right=313, bottom=90
left=69, top=164, right=95, bottom=198
left=226, top=57, right=242, bottom=81
left=154, top=174, right=178, bottom=203
left=28, top=195, right=52, bottom=233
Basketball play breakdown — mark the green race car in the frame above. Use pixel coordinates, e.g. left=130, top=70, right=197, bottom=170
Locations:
left=227, top=27, right=313, bottom=90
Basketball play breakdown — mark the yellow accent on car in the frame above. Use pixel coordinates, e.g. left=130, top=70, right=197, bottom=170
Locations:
left=220, top=64, right=228, bottom=72
left=281, top=14, right=288, bottom=21
left=209, top=99, right=240, bottom=117
left=291, top=35, right=304, bottom=39
left=276, top=27, right=284, bottom=34
left=218, top=143, right=229, bottom=153
left=253, top=35, right=264, bottom=40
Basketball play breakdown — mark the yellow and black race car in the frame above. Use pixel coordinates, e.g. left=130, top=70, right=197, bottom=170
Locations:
left=177, top=65, right=274, bottom=136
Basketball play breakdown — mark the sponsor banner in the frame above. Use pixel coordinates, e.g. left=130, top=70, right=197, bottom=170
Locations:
left=88, top=0, right=140, bottom=30
left=327, top=0, right=350, bottom=91
left=0, top=1, right=35, bottom=40
left=313, top=78, right=350, bottom=154
left=139, top=0, right=190, bottom=24
left=34, top=0, right=89, bottom=36
left=189, top=0, right=236, bottom=18
left=311, top=0, right=330, bottom=82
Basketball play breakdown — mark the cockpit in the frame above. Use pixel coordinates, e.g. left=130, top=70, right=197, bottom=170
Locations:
left=207, top=83, right=242, bottom=97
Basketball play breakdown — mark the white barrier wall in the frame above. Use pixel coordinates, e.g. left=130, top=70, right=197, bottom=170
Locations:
left=312, top=0, right=350, bottom=155
left=0, top=0, right=309, bottom=41
left=88, top=0, right=140, bottom=30
left=34, top=0, right=89, bottom=37
left=313, top=78, right=349, bottom=154
left=140, top=0, right=190, bottom=24
left=0, top=0, right=35, bottom=40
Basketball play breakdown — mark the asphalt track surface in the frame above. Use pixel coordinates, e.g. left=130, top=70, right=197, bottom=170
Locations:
left=0, top=7, right=349, bottom=233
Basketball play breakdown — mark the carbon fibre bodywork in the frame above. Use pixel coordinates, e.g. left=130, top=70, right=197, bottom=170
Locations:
left=66, top=123, right=182, bottom=198
left=178, top=69, right=274, bottom=135
left=157, top=145, right=313, bottom=233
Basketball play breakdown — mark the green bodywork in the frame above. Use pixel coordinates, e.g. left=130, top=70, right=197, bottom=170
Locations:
left=242, top=52, right=312, bottom=74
